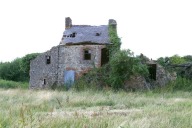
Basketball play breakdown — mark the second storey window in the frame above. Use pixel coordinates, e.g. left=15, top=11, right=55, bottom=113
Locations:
left=84, top=49, right=91, bottom=60
left=46, top=55, right=51, bottom=64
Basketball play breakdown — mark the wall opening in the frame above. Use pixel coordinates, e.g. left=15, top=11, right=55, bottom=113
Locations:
left=43, top=79, right=46, bottom=85
left=46, top=56, right=51, bottom=64
left=84, top=49, right=91, bottom=60
left=71, top=32, right=76, bottom=38
left=148, top=64, right=157, bottom=80
left=101, top=48, right=109, bottom=66
left=95, top=33, right=101, bottom=36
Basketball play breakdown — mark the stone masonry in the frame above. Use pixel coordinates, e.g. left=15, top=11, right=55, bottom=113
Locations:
left=30, top=17, right=113, bottom=88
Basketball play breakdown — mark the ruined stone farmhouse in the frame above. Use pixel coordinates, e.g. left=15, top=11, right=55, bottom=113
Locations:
left=30, top=17, right=116, bottom=88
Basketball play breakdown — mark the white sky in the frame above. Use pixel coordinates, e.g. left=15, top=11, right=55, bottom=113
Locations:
left=0, top=0, right=192, bottom=62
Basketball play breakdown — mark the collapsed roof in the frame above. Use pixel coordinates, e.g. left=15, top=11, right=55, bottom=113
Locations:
left=60, top=17, right=116, bottom=45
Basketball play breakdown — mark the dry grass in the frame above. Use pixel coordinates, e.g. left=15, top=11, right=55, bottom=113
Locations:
left=0, top=89, right=191, bottom=128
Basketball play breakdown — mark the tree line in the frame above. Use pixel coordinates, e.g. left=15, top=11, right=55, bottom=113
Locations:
left=0, top=53, right=39, bottom=82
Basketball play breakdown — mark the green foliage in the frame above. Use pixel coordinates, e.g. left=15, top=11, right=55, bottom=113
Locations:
left=20, top=53, right=40, bottom=80
left=109, top=50, right=149, bottom=90
left=0, top=53, right=39, bottom=82
left=108, top=25, right=121, bottom=58
left=0, top=79, right=28, bottom=89
left=75, top=50, right=149, bottom=91
left=157, top=55, right=189, bottom=67
left=0, top=58, right=24, bottom=81
left=157, top=57, right=167, bottom=67
left=74, top=66, right=109, bottom=91
left=0, top=89, right=191, bottom=127
left=183, top=55, right=192, bottom=62
left=158, top=77, right=192, bottom=92
left=169, top=55, right=187, bottom=64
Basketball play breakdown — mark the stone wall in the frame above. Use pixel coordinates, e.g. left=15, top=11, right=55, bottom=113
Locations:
left=57, top=44, right=106, bottom=85
left=30, top=44, right=106, bottom=88
left=151, top=64, right=176, bottom=87
left=29, top=46, right=59, bottom=89
left=124, top=64, right=175, bottom=90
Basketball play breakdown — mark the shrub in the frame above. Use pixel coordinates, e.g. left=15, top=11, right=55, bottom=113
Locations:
left=0, top=79, right=28, bottom=89
left=158, top=77, right=192, bottom=92
left=109, top=50, right=149, bottom=90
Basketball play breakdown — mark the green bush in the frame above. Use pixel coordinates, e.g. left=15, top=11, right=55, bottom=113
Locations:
left=74, top=50, right=149, bottom=91
left=0, top=53, right=39, bottom=82
left=0, top=79, right=28, bottom=89
left=158, top=77, right=192, bottom=92
left=109, top=50, right=149, bottom=90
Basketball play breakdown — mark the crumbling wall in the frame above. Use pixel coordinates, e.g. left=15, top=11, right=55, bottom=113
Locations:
left=30, top=44, right=107, bottom=88
left=124, top=64, right=175, bottom=90
left=57, top=44, right=106, bottom=85
left=151, top=64, right=176, bottom=87
left=29, top=46, right=59, bottom=89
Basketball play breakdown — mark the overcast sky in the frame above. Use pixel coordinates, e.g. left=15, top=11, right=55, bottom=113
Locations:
left=0, top=0, right=192, bottom=62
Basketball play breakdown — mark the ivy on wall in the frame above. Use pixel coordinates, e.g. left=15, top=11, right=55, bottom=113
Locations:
left=108, top=25, right=121, bottom=58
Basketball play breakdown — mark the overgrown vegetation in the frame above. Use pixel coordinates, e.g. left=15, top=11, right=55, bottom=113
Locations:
left=158, top=77, right=192, bottom=92
left=0, top=89, right=191, bottom=127
left=0, top=79, right=28, bottom=89
left=73, top=25, right=149, bottom=90
left=0, top=53, right=39, bottom=82
left=108, top=24, right=121, bottom=58
left=109, top=50, right=149, bottom=89
left=157, top=55, right=192, bottom=79
left=74, top=50, right=149, bottom=91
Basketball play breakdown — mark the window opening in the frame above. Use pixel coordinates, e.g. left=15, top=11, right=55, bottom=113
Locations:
left=96, top=33, right=101, bottom=36
left=71, top=32, right=76, bottom=38
left=46, top=56, right=51, bottom=64
left=84, top=49, right=91, bottom=60
left=43, top=79, right=46, bottom=85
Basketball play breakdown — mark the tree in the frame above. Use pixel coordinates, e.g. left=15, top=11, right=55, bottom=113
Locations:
left=0, top=58, right=24, bottom=81
left=0, top=53, right=39, bottom=82
left=183, top=55, right=192, bottom=62
left=169, top=55, right=186, bottom=65
left=109, top=50, right=149, bottom=90
left=20, top=53, right=40, bottom=80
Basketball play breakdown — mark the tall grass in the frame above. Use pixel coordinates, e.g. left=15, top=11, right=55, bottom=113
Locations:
left=156, top=77, right=192, bottom=92
left=0, top=89, right=191, bottom=127
left=0, top=79, right=28, bottom=89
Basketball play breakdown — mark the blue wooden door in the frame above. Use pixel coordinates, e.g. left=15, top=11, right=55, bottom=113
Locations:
left=64, top=70, right=75, bottom=88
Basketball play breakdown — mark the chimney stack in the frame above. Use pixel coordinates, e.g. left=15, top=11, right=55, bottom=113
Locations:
left=108, top=19, right=117, bottom=30
left=65, top=17, right=72, bottom=29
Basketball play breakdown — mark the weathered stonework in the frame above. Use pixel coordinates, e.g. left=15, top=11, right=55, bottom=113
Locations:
left=124, top=63, right=176, bottom=90
left=56, top=45, right=106, bottom=86
left=30, top=17, right=112, bottom=88
left=30, top=46, right=59, bottom=88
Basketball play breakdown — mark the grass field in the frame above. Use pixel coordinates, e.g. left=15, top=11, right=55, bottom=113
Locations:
left=0, top=88, right=191, bottom=128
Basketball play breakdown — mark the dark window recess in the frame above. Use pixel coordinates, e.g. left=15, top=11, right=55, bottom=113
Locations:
left=96, top=33, right=101, bottom=36
left=101, top=48, right=109, bottom=66
left=46, top=56, right=51, bottom=64
left=43, top=79, right=46, bottom=85
left=71, top=33, right=76, bottom=38
left=83, top=73, right=87, bottom=76
left=84, top=50, right=91, bottom=60
left=148, top=64, right=157, bottom=80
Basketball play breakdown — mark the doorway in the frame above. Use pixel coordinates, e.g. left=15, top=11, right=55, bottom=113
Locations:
left=101, top=48, right=109, bottom=66
left=148, top=64, right=157, bottom=80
